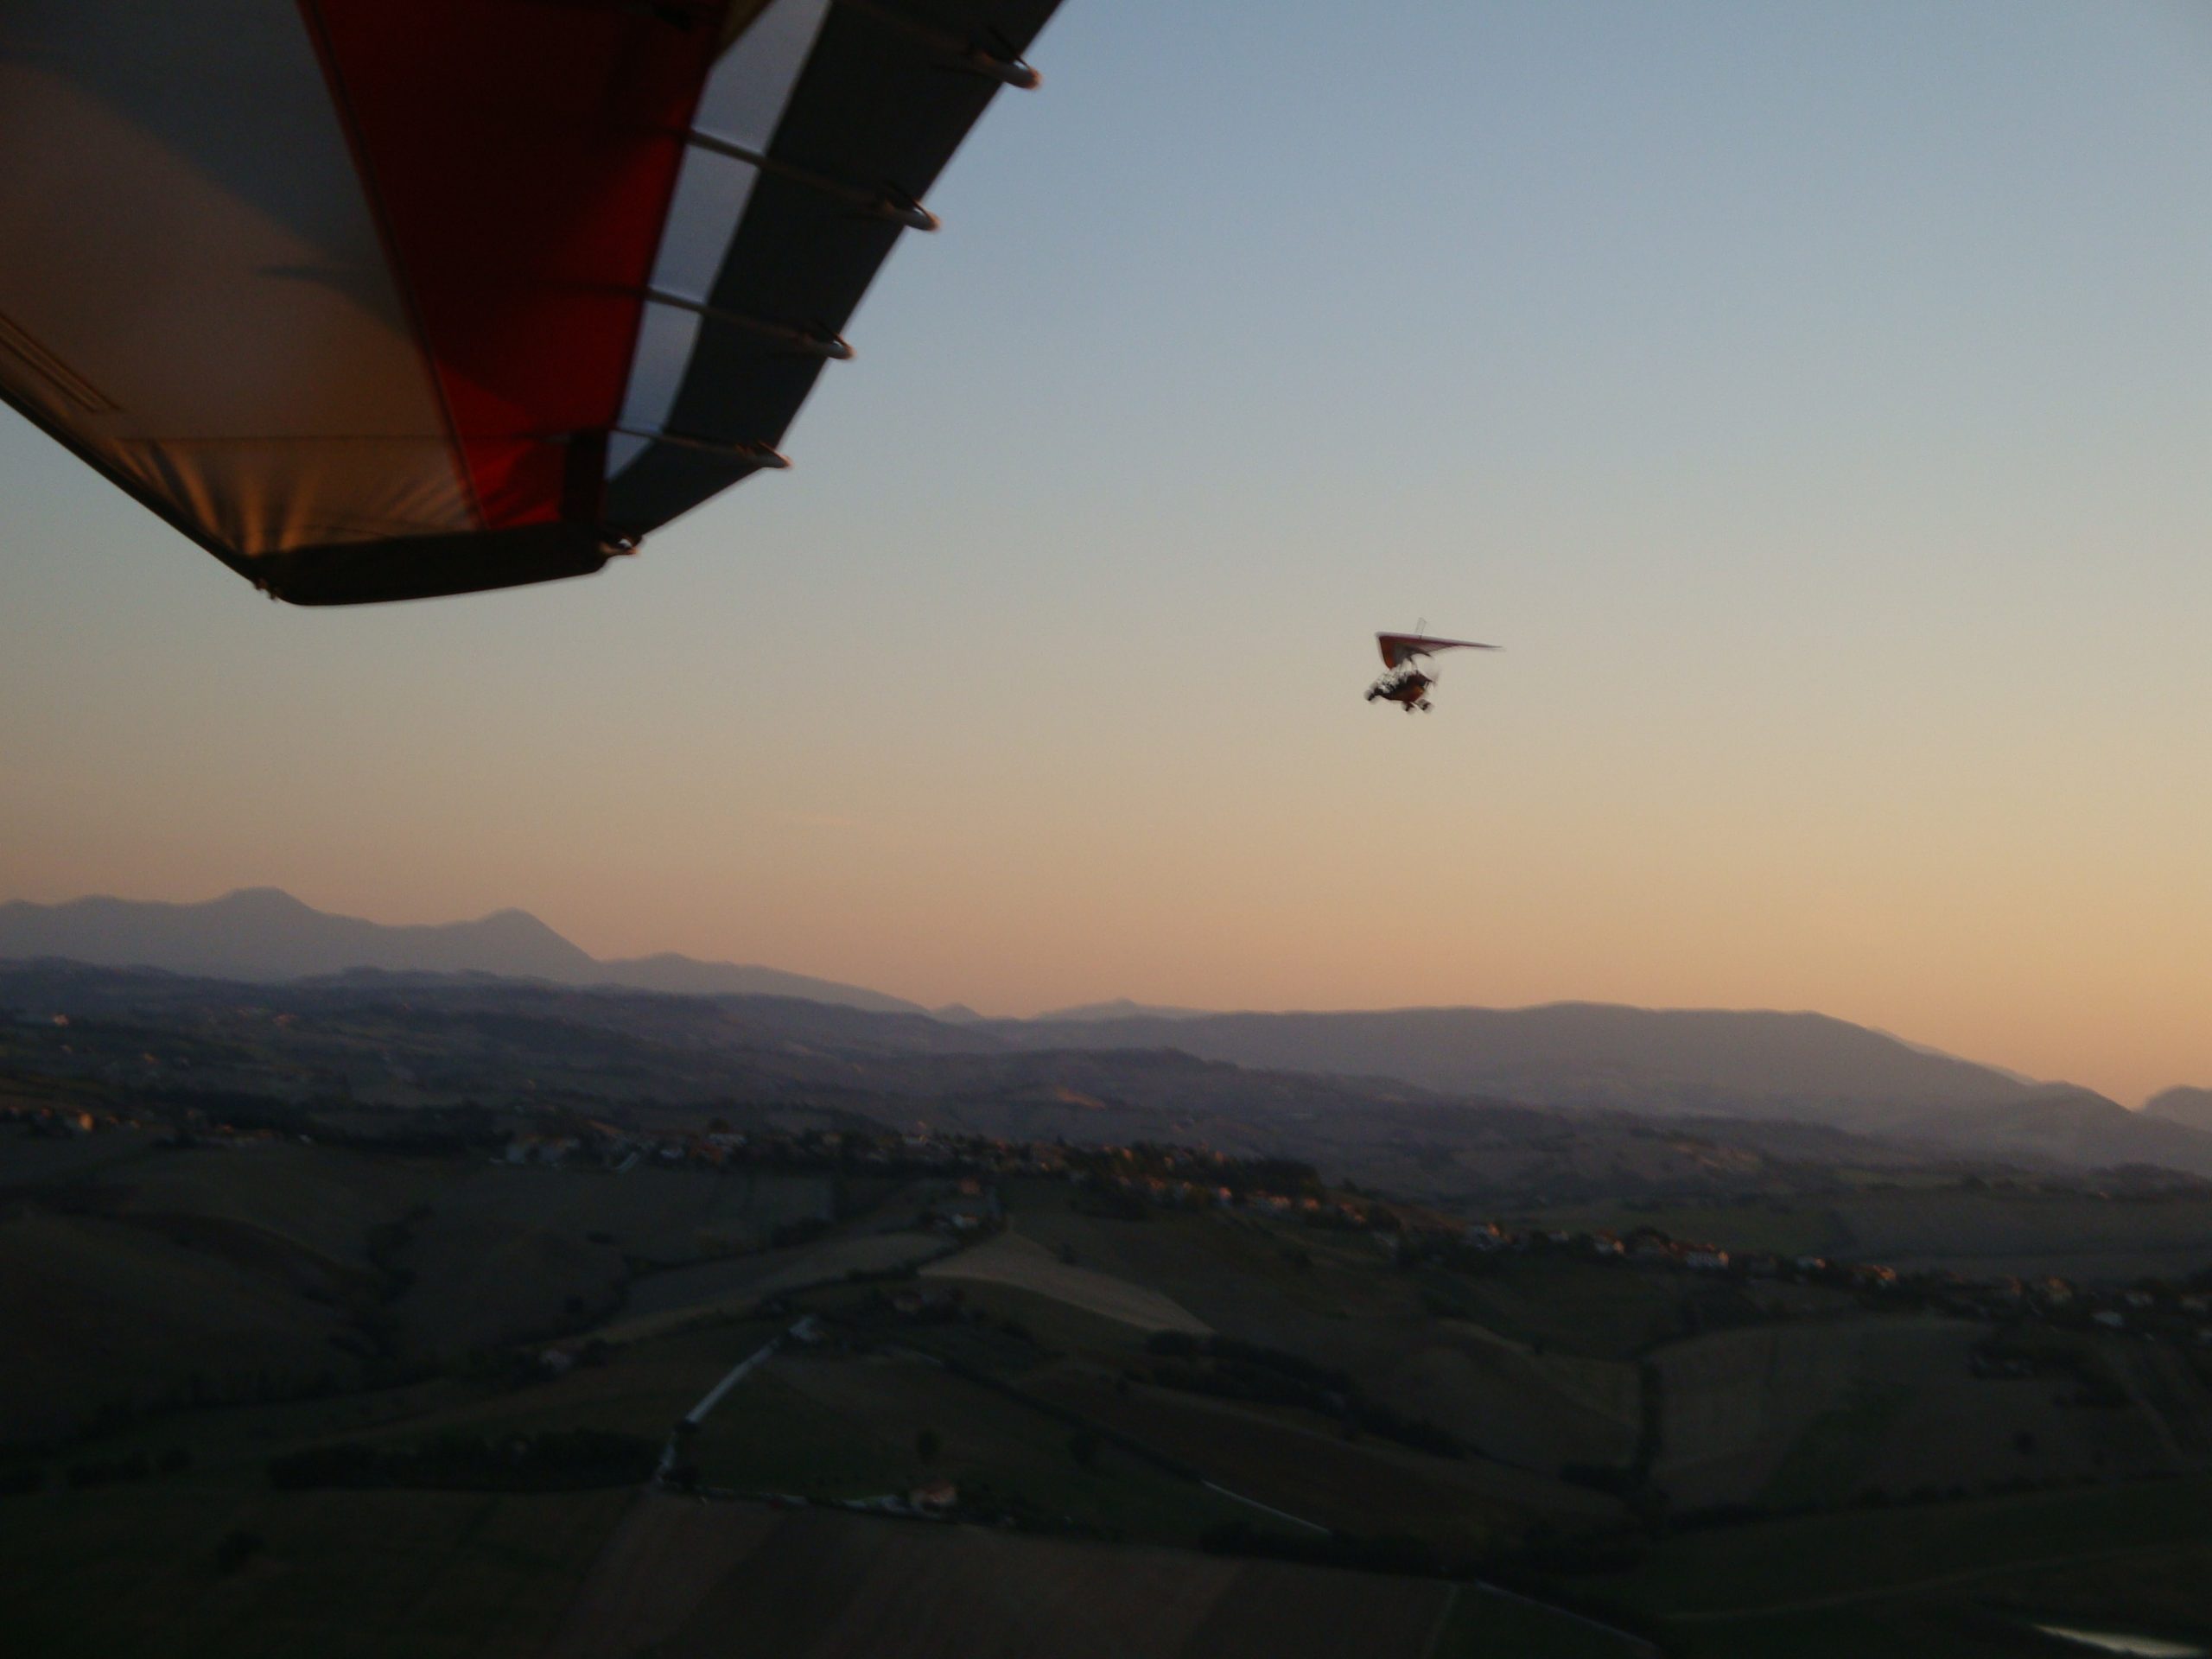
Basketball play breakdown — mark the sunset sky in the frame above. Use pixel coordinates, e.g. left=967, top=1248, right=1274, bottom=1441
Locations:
left=2, top=0, right=2206, bottom=1104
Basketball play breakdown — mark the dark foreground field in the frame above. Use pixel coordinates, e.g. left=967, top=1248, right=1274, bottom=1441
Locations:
left=550, top=1495, right=1459, bottom=1659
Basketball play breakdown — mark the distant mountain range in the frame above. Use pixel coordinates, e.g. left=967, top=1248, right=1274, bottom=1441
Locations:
left=0, top=889, right=924, bottom=1015
left=980, top=1006, right=2212, bottom=1175
left=988, top=1003, right=2044, bottom=1117
left=6, top=889, right=2205, bottom=1176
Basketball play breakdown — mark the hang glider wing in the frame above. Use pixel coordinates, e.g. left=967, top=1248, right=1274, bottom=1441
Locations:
left=1376, top=632, right=1499, bottom=670
left=0, top=0, right=1058, bottom=605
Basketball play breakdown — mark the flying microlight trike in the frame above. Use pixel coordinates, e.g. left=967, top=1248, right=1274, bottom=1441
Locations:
left=1365, top=630, right=1498, bottom=712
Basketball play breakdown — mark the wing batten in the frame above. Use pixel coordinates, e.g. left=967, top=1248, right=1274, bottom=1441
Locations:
left=606, top=0, right=838, bottom=480
left=604, top=0, right=1058, bottom=537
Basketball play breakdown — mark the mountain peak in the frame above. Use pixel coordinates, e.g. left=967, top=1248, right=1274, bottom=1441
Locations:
left=2145, top=1085, right=2212, bottom=1134
left=0, top=890, right=917, bottom=1016
left=1037, top=997, right=1213, bottom=1023
left=469, top=906, right=572, bottom=939
left=213, top=887, right=314, bottom=911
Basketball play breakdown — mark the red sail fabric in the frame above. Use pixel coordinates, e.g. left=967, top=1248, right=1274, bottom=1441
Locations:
left=1376, top=634, right=1497, bottom=670
left=302, top=0, right=728, bottom=530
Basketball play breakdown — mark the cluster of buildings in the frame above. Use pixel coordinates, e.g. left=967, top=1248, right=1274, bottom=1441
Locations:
left=1420, top=1216, right=2212, bottom=1350
left=600, top=1121, right=2212, bottom=1351
left=3, top=1098, right=116, bottom=1137
left=0, top=1095, right=278, bottom=1147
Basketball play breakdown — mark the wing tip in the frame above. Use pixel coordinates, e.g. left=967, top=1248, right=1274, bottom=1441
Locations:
left=252, top=522, right=617, bottom=606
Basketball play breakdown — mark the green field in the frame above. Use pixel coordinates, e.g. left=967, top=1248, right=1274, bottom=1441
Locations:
left=1755, top=1380, right=1910, bottom=1510
left=0, top=1484, right=633, bottom=1659
left=0, top=1208, right=365, bottom=1440
left=923, top=1230, right=1211, bottom=1332
left=548, top=1495, right=1462, bottom=1659
left=1834, top=1189, right=2212, bottom=1282
left=693, top=1351, right=1255, bottom=1544
left=1571, top=1473, right=2212, bottom=1656
left=1415, top=1256, right=1696, bottom=1360
left=1516, top=1189, right=2212, bottom=1287
left=0, top=1131, right=871, bottom=1442
left=0, top=1315, right=789, bottom=1657
left=1438, top=1586, right=1655, bottom=1658
left=611, top=1230, right=950, bottom=1337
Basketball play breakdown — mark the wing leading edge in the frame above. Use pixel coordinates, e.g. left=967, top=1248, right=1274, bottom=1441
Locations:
left=1377, top=632, right=1500, bottom=670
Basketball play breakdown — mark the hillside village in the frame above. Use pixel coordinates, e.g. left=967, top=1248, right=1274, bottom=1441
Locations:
left=16, top=1088, right=2211, bottom=1368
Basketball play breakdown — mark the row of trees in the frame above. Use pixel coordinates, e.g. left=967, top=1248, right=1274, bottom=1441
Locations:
left=1141, top=1332, right=1473, bottom=1459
